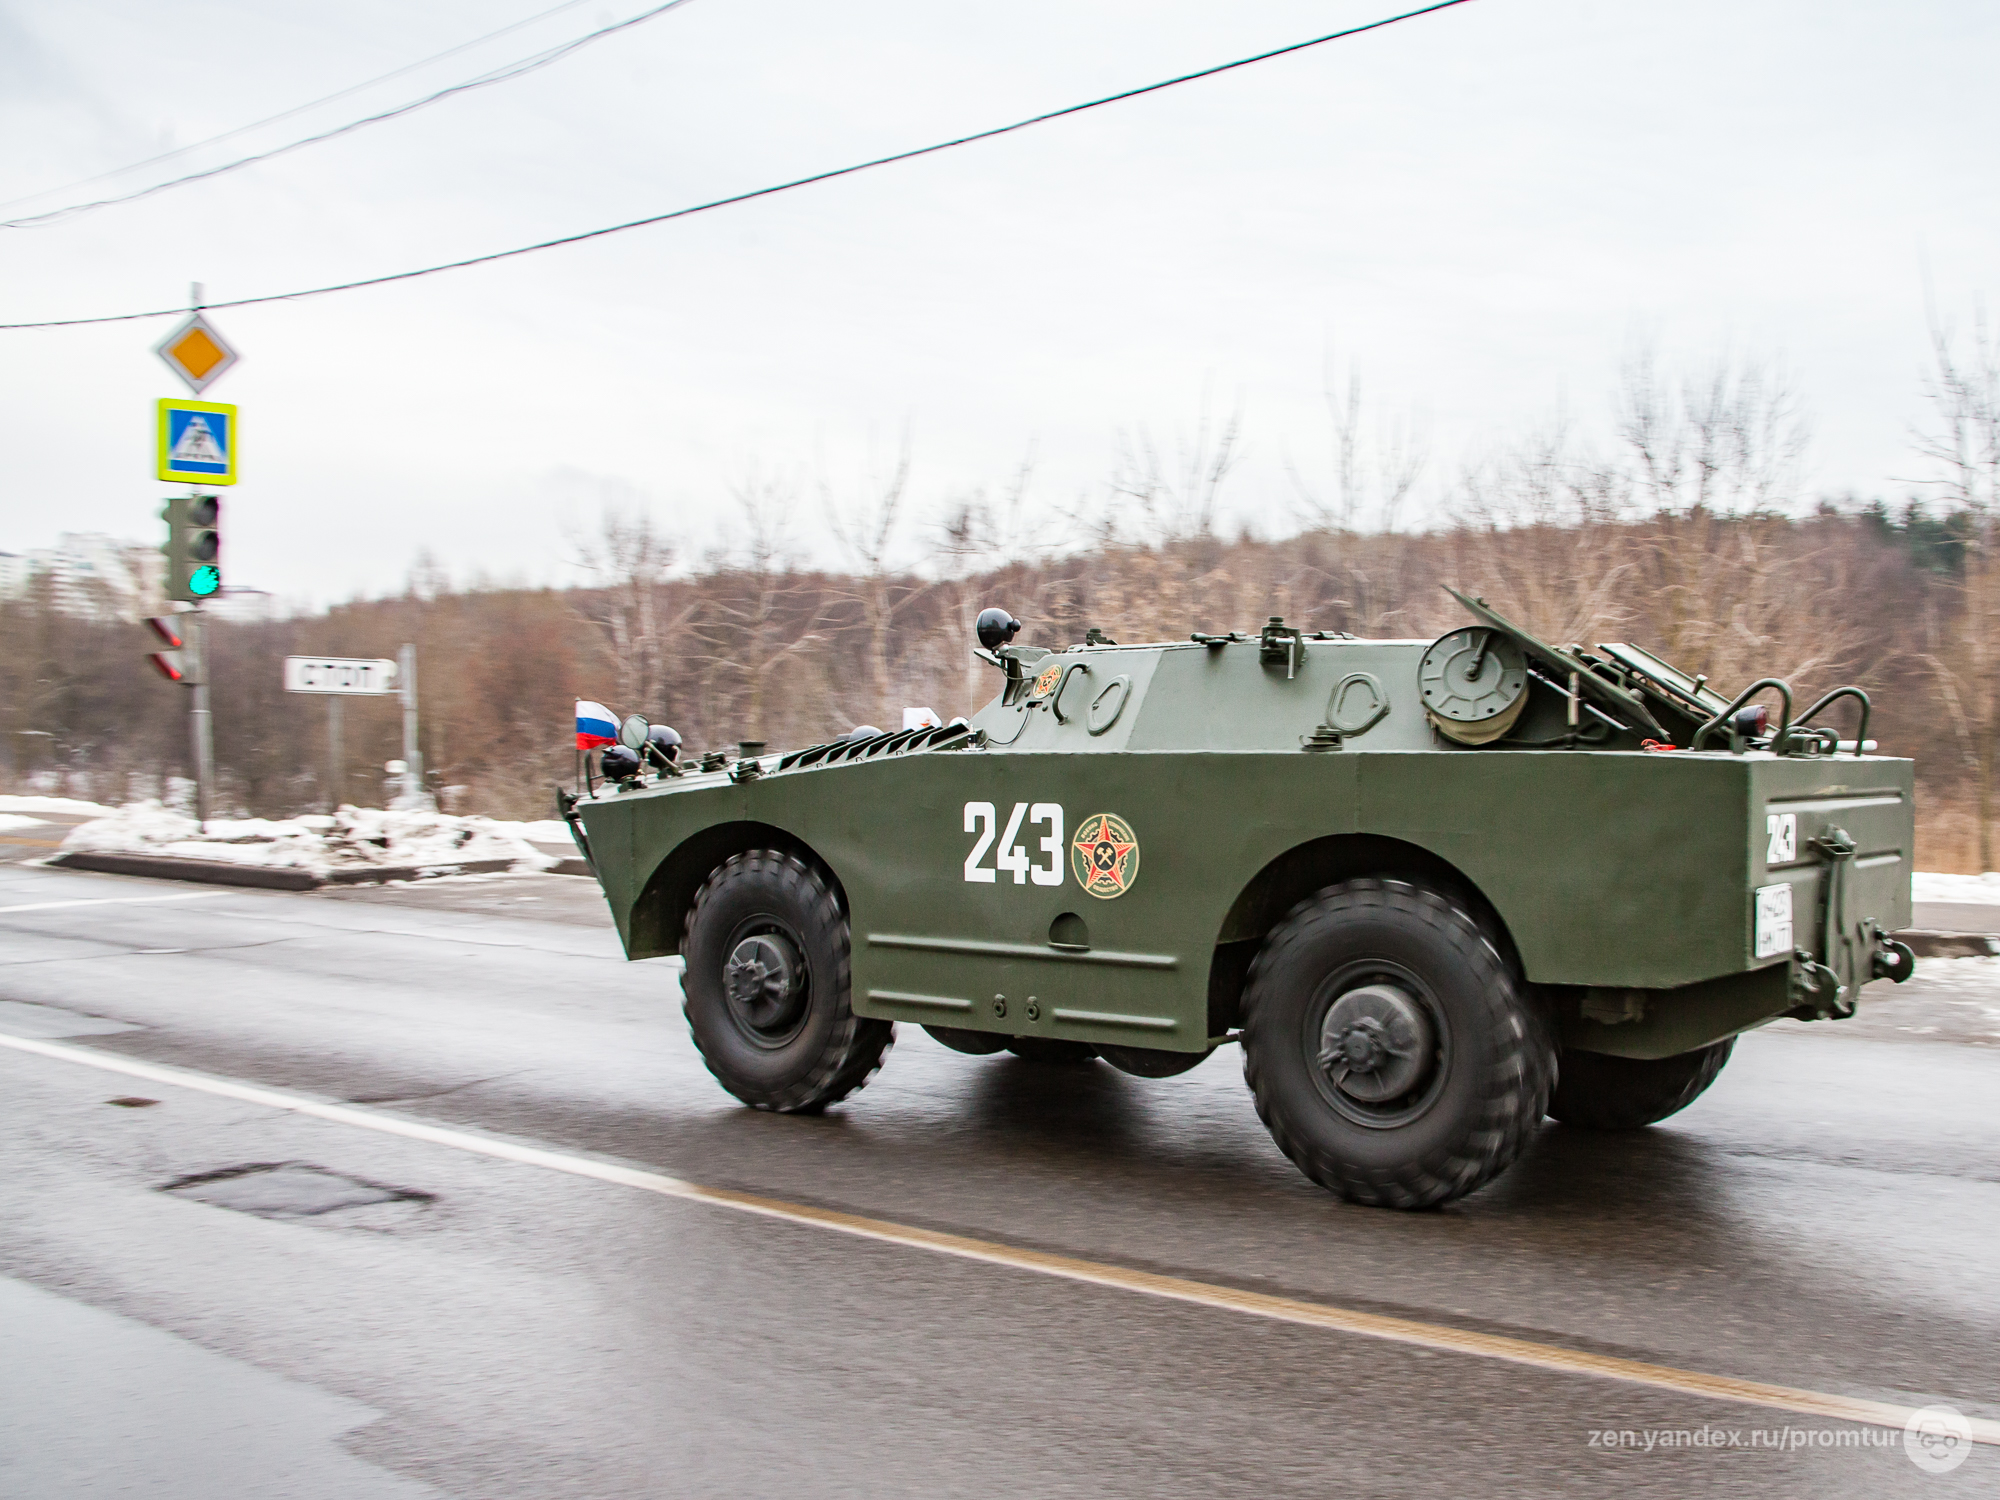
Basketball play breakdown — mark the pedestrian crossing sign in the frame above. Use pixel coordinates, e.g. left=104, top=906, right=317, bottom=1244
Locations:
left=157, top=399, right=237, bottom=485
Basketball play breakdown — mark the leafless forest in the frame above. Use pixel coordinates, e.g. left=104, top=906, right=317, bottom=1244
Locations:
left=6, top=341, right=1998, bottom=869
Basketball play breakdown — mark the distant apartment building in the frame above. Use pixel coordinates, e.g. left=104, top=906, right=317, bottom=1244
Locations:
left=0, top=533, right=166, bottom=620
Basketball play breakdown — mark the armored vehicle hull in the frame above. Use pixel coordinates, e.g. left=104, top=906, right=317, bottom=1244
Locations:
left=569, top=597, right=1915, bottom=1207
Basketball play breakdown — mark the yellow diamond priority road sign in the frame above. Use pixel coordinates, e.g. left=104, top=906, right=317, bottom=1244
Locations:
left=154, top=312, right=239, bottom=395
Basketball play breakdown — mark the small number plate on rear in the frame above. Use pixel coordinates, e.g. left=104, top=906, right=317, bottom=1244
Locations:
left=1753, top=882, right=1794, bottom=960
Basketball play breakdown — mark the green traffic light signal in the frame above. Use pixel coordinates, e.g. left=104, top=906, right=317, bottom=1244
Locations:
left=162, top=493, right=222, bottom=603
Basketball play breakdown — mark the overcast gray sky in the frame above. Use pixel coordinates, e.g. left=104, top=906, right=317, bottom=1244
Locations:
left=1, top=0, right=1994, bottom=603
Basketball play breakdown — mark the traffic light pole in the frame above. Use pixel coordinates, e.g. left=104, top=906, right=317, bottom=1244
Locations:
left=186, top=607, right=217, bottom=830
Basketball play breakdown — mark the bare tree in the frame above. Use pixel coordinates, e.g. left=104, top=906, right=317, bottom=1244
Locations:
left=1617, top=351, right=1808, bottom=516
left=1908, top=306, right=2000, bottom=867
left=825, top=437, right=931, bottom=727
left=1289, top=354, right=1426, bottom=535
left=569, top=503, right=680, bottom=716
left=1109, top=397, right=1242, bottom=544
left=1439, top=355, right=1863, bottom=699
left=696, top=473, right=828, bottom=744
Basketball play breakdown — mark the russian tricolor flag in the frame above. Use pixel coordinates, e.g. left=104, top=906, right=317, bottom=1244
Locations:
left=575, top=700, right=619, bottom=749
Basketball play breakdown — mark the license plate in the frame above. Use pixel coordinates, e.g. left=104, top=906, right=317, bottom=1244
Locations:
left=1754, top=882, right=1794, bottom=960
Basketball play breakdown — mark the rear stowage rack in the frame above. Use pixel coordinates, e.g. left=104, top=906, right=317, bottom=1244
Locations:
left=776, top=722, right=976, bottom=772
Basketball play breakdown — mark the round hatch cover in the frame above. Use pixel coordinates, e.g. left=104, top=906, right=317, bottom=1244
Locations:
left=1419, top=627, right=1528, bottom=744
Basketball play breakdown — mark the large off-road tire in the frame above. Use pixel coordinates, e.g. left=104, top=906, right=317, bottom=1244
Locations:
left=1241, top=878, right=1554, bottom=1209
left=682, top=851, right=893, bottom=1113
left=1549, top=1039, right=1734, bottom=1131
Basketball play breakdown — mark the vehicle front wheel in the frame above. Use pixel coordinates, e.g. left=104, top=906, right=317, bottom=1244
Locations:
left=682, top=850, right=893, bottom=1113
left=1548, top=1040, right=1734, bottom=1130
left=1241, top=878, right=1554, bottom=1209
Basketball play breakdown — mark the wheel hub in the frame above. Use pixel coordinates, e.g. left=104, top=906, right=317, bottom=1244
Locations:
left=724, top=932, right=807, bottom=1038
left=1318, top=983, right=1433, bottom=1103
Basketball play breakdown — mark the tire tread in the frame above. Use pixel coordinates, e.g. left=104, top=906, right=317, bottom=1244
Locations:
left=1241, top=877, right=1553, bottom=1208
left=1549, top=1039, right=1733, bottom=1131
left=682, top=850, right=893, bottom=1113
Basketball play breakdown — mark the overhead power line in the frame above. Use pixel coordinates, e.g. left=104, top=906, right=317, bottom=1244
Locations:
left=0, top=0, right=1476, bottom=331
left=1, top=0, right=699, bottom=230
left=0, top=0, right=597, bottom=215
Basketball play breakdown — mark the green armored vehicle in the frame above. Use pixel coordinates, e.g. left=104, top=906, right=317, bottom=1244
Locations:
left=562, top=589, right=1915, bottom=1208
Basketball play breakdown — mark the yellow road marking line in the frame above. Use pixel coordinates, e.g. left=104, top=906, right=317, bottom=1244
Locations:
left=2, top=1029, right=1993, bottom=1445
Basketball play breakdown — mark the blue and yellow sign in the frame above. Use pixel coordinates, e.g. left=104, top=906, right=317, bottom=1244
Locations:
left=156, top=398, right=237, bottom=486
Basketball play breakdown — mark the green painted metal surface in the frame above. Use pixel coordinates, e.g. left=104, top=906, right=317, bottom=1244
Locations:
left=575, top=617, right=1914, bottom=1061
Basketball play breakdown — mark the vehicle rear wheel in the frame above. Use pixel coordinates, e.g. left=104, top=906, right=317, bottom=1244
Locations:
left=1005, top=1038, right=1098, bottom=1065
left=923, top=1024, right=1008, bottom=1055
left=1549, top=1039, right=1734, bottom=1130
left=1241, top=878, right=1554, bottom=1209
left=682, top=850, right=893, bottom=1113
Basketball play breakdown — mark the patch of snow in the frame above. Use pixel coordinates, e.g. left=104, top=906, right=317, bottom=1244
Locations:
left=0, top=814, right=50, bottom=833
left=0, top=795, right=118, bottom=817
left=1911, top=871, right=2000, bottom=905
left=512, top=819, right=575, bottom=843
left=59, top=802, right=554, bottom=876
left=1911, top=955, right=2000, bottom=990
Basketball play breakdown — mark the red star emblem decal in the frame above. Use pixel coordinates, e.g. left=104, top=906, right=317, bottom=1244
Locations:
left=1070, top=812, right=1140, bottom=898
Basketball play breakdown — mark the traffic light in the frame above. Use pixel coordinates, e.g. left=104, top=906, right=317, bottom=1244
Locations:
left=144, top=615, right=186, bottom=682
left=162, top=493, right=221, bottom=602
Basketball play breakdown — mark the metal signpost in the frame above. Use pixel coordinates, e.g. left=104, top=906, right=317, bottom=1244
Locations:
left=397, top=643, right=428, bottom=809
left=283, top=654, right=427, bottom=810
left=150, top=285, right=240, bottom=830
left=284, top=657, right=395, bottom=811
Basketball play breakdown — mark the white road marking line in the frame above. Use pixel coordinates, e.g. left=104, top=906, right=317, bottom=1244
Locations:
left=0, top=891, right=231, bottom=915
left=2, top=1029, right=1993, bottom=1446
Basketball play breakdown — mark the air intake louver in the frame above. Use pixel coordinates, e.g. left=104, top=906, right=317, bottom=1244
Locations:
left=777, top=722, right=974, bottom=772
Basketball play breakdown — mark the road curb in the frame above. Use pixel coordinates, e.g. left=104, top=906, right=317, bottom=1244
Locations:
left=46, top=850, right=588, bottom=889
left=321, top=858, right=522, bottom=884
left=1896, top=929, right=2000, bottom=958
left=49, top=851, right=322, bottom=889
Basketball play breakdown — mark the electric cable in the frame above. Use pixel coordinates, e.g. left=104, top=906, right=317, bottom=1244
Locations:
left=2, top=0, right=699, bottom=230
left=0, top=0, right=597, bottom=215
left=0, top=0, right=1476, bottom=330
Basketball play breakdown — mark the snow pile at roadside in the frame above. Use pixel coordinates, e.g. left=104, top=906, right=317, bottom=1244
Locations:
left=512, top=819, right=575, bottom=843
left=0, top=794, right=119, bottom=817
left=57, top=802, right=556, bottom=876
left=1911, top=872, right=2000, bottom=906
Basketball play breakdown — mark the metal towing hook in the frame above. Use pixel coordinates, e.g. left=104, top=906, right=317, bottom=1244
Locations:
left=1788, top=822, right=1915, bottom=1020
left=1870, top=928, right=1917, bottom=983
left=1794, top=928, right=1915, bottom=1020
left=1812, top=823, right=1917, bottom=991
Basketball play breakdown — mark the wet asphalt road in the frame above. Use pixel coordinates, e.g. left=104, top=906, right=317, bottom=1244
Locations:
left=1, top=859, right=1996, bottom=1498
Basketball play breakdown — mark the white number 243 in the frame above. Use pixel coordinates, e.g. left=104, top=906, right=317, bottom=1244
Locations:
left=964, top=801, right=1064, bottom=886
